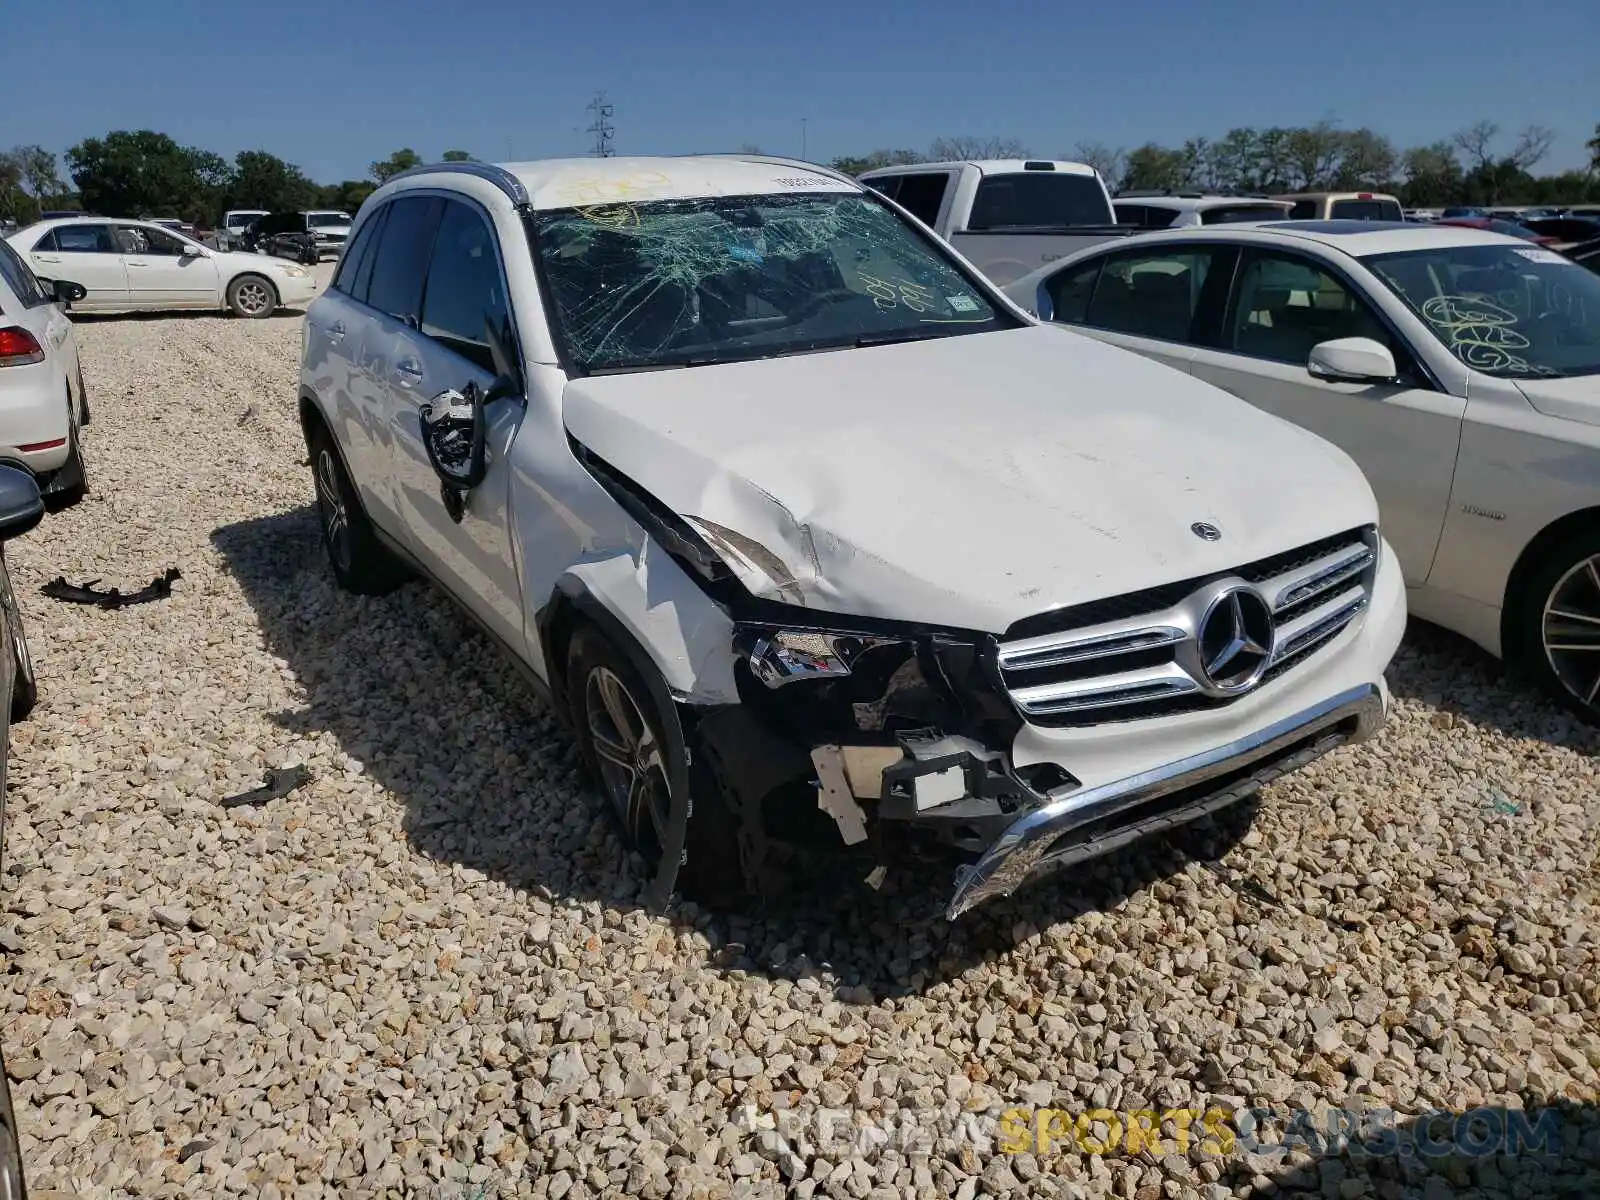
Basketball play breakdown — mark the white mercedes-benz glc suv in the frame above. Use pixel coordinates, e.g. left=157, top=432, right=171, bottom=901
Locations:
left=296, top=155, right=1406, bottom=918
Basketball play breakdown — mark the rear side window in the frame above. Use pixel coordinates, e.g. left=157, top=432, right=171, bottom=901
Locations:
left=32, top=230, right=58, bottom=252
left=419, top=200, right=510, bottom=373
left=1289, top=200, right=1319, bottom=219
left=1083, top=248, right=1216, bottom=342
left=54, top=225, right=119, bottom=253
left=863, top=176, right=900, bottom=202
left=892, top=174, right=950, bottom=226
left=1201, top=204, right=1289, bottom=225
left=0, top=241, right=48, bottom=308
left=1329, top=198, right=1402, bottom=221
left=364, top=196, right=443, bottom=325
left=968, top=174, right=1113, bottom=230
left=331, top=210, right=382, bottom=297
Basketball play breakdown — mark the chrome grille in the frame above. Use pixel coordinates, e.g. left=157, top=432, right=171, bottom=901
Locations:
left=998, top=527, right=1377, bottom=727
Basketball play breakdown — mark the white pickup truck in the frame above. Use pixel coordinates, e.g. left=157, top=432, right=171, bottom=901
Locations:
left=297, top=154, right=1405, bottom=919
left=858, top=159, right=1139, bottom=286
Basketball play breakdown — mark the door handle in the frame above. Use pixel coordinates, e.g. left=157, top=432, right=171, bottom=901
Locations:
left=392, top=358, right=424, bottom=387
left=326, top=321, right=346, bottom=345
left=33, top=255, right=60, bottom=264
left=126, top=261, right=148, bottom=268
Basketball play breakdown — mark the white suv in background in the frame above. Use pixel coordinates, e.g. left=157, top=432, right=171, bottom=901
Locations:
left=1113, top=193, right=1293, bottom=229
left=303, top=210, right=353, bottom=259
left=0, top=238, right=89, bottom=510
left=297, top=156, right=1405, bottom=918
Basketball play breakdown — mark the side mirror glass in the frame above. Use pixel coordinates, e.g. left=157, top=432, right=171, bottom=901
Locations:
left=1307, top=337, right=1398, bottom=384
left=181, top=244, right=205, bottom=258
left=46, top=278, right=86, bottom=307
left=0, top=465, right=45, bottom=541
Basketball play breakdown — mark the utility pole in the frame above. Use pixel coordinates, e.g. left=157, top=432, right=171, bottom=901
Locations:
left=586, top=92, right=615, bottom=158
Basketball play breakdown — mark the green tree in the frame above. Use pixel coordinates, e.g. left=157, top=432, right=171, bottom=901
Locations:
left=441, top=149, right=473, bottom=162
left=1118, top=143, right=1196, bottom=193
left=370, top=148, right=423, bottom=183
left=317, top=180, right=376, bottom=214
left=829, top=149, right=923, bottom=176
left=1590, top=123, right=1600, bottom=173
left=228, top=150, right=316, bottom=213
left=66, top=130, right=230, bottom=223
left=1399, top=142, right=1463, bottom=206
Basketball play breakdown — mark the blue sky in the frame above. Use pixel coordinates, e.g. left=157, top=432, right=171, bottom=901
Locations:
left=4, top=0, right=1595, bottom=183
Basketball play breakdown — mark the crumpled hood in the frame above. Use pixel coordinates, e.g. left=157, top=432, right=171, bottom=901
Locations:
left=1517, top=375, right=1600, bottom=429
left=563, top=326, right=1379, bottom=633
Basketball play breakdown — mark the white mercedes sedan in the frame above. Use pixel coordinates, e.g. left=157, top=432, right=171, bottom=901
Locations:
left=5, top=217, right=317, bottom=318
left=1007, top=221, right=1600, bottom=724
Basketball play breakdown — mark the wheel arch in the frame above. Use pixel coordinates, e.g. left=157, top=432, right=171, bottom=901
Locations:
left=1500, top=504, right=1600, bottom=660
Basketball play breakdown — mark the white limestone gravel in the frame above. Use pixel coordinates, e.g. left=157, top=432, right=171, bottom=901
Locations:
left=0, top=272, right=1595, bottom=1198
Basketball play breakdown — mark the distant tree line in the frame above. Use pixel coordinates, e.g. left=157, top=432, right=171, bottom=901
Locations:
left=0, top=133, right=477, bottom=227
left=831, top=121, right=1600, bottom=208
left=4, top=120, right=1596, bottom=228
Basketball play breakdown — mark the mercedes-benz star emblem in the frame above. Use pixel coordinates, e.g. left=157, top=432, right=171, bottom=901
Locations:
left=1196, top=585, right=1275, bottom=693
left=1191, top=521, right=1222, bottom=542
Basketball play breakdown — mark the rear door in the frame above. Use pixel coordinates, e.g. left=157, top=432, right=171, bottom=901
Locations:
left=116, top=224, right=219, bottom=307
left=387, top=196, right=527, bottom=646
left=1185, top=247, right=1465, bottom=584
left=24, top=225, right=130, bottom=309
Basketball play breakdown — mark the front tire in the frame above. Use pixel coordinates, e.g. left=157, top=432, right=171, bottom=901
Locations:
left=1515, top=530, right=1600, bottom=725
left=307, top=423, right=407, bottom=595
left=227, top=273, right=277, bottom=319
left=566, top=626, right=745, bottom=907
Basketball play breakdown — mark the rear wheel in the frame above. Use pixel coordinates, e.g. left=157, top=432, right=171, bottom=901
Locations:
left=308, top=423, right=407, bottom=595
left=0, top=552, right=36, bottom=723
left=1514, top=530, right=1600, bottom=725
left=227, top=273, right=277, bottom=318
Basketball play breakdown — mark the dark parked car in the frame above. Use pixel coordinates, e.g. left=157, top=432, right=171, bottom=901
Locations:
left=1433, top=217, right=1559, bottom=246
left=0, top=462, right=46, bottom=1200
left=1519, top=216, right=1600, bottom=246
left=1567, top=237, right=1600, bottom=273
left=239, top=212, right=319, bottom=265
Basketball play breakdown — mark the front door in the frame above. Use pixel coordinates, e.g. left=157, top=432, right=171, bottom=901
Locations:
left=1186, top=247, right=1466, bottom=585
left=115, top=224, right=219, bottom=307
left=25, top=224, right=130, bottom=310
left=383, top=197, right=528, bottom=650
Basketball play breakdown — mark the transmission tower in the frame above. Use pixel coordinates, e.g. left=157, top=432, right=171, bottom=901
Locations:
left=585, top=92, right=615, bottom=158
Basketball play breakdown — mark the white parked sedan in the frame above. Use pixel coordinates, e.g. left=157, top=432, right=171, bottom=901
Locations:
left=0, top=236, right=89, bottom=519
left=5, top=217, right=317, bottom=318
left=1006, top=220, right=1600, bottom=723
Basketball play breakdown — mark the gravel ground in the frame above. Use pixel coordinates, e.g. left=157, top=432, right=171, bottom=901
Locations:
left=1, top=273, right=1597, bottom=1199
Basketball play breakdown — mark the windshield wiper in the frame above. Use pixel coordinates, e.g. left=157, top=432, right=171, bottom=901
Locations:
left=854, top=329, right=967, bottom=349
left=585, top=352, right=737, bottom=375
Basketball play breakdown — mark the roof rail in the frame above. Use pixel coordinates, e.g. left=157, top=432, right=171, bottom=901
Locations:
left=383, top=161, right=531, bottom=208
left=698, top=152, right=864, bottom=189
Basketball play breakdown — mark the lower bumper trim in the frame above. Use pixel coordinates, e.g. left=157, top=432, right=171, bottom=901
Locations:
left=946, top=683, right=1386, bottom=919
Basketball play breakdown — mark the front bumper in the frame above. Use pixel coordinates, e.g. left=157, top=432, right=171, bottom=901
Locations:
left=945, top=681, right=1386, bottom=918
left=273, top=273, right=320, bottom=307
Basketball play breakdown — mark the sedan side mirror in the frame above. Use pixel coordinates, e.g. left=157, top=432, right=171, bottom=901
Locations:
left=181, top=244, right=206, bottom=259
left=0, top=465, right=45, bottom=541
left=1307, top=337, right=1399, bottom=385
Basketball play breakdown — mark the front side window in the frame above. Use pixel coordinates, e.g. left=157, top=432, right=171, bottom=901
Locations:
left=52, top=225, right=118, bottom=254
left=1230, top=252, right=1392, bottom=365
left=420, top=200, right=510, bottom=373
left=967, top=173, right=1113, bottom=229
left=1366, top=243, right=1600, bottom=378
left=365, top=196, right=443, bottom=325
left=118, top=225, right=188, bottom=256
left=306, top=213, right=350, bottom=228
left=331, top=211, right=382, bottom=297
left=1083, top=248, right=1214, bottom=342
left=227, top=212, right=266, bottom=230
left=1329, top=198, right=1403, bottom=222
left=534, top=191, right=1012, bottom=374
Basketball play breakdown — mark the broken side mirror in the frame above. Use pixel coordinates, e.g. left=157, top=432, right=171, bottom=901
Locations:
left=421, top=382, right=489, bottom=498
left=0, top=465, right=44, bottom=541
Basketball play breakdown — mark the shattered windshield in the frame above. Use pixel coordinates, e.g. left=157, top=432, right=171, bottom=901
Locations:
left=1366, top=244, right=1600, bottom=378
left=532, top=192, right=1012, bottom=374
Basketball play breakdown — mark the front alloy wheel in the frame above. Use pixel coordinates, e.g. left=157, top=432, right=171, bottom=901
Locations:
left=583, top=664, right=671, bottom=864
left=314, top=447, right=352, bottom=575
left=1540, top=551, right=1600, bottom=715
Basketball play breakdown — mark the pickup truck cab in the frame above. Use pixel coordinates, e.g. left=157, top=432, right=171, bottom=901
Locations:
left=1273, top=192, right=1404, bottom=222
left=297, top=155, right=1405, bottom=919
left=858, top=159, right=1136, bottom=286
